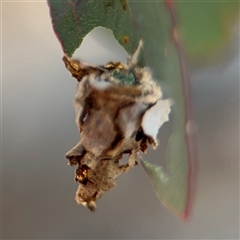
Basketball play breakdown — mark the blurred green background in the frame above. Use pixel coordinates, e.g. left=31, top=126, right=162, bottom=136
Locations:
left=177, top=0, right=239, bottom=64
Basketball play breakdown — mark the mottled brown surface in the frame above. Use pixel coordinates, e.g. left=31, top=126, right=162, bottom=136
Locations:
left=63, top=44, right=163, bottom=210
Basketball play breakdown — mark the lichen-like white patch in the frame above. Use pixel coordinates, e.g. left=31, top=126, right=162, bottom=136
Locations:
left=89, top=73, right=112, bottom=90
left=141, top=99, right=173, bottom=146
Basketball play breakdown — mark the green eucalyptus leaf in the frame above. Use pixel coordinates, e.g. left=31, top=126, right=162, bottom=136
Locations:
left=48, top=0, right=139, bottom=56
left=47, top=0, right=195, bottom=220
left=127, top=1, right=193, bottom=220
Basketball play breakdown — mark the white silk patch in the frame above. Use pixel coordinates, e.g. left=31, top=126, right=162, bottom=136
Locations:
left=141, top=99, right=172, bottom=142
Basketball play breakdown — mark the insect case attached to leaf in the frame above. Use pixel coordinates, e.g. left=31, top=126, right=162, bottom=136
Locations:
left=63, top=41, right=172, bottom=211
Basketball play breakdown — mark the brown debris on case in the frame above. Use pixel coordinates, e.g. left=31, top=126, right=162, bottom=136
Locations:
left=63, top=41, right=163, bottom=211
